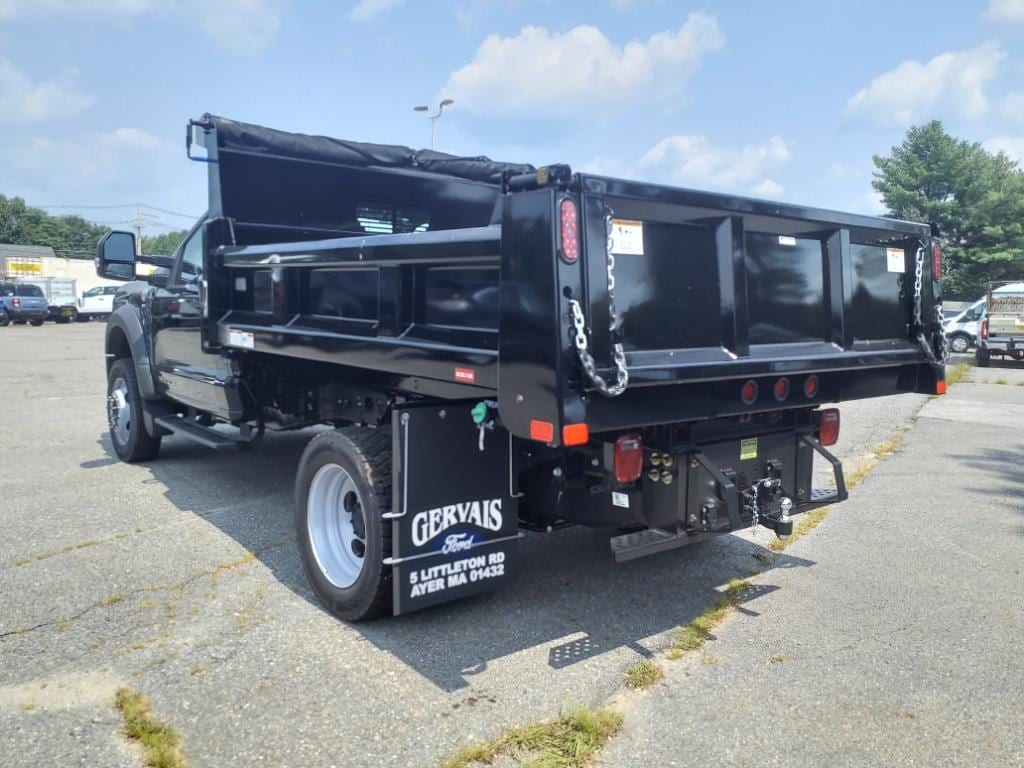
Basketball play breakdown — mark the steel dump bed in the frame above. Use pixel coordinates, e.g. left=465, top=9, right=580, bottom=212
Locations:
left=192, top=115, right=944, bottom=445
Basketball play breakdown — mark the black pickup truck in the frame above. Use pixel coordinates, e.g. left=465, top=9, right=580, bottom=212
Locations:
left=96, top=114, right=947, bottom=620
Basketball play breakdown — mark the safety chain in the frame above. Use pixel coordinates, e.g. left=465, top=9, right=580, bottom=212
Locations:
left=911, top=246, right=950, bottom=366
left=568, top=210, right=629, bottom=397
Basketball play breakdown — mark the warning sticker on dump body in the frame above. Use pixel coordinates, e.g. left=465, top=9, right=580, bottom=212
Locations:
left=227, top=328, right=255, bottom=349
left=887, top=248, right=905, bottom=273
left=740, top=437, right=758, bottom=461
left=610, top=219, right=644, bottom=255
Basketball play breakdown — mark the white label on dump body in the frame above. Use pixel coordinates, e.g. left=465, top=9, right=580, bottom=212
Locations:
left=610, top=219, right=644, bottom=255
left=227, top=328, right=255, bottom=349
left=887, top=248, right=905, bottom=273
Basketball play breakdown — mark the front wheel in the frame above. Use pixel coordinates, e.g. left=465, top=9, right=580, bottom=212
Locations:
left=949, top=334, right=970, bottom=354
left=0, top=309, right=8, bottom=327
left=107, top=358, right=162, bottom=462
left=295, top=428, right=393, bottom=621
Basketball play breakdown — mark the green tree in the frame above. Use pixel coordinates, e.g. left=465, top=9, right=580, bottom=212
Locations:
left=0, top=194, right=109, bottom=258
left=873, top=121, right=1024, bottom=300
left=141, top=230, right=186, bottom=255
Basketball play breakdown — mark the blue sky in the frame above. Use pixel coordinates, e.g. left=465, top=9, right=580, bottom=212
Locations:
left=2, top=0, right=1024, bottom=236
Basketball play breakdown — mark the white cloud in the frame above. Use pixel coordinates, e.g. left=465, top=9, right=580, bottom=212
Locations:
left=750, top=179, right=784, bottom=198
left=0, top=57, right=92, bottom=122
left=635, top=135, right=791, bottom=195
left=984, top=0, right=1024, bottom=23
left=0, top=0, right=280, bottom=52
left=1000, top=90, right=1024, bottom=123
left=985, top=136, right=1024, bottom=163
left=442, top=13, right=724, bottom=115
left=348, top=0, right=403, bottom=22
left=845, top=41, right=1005, bottom=127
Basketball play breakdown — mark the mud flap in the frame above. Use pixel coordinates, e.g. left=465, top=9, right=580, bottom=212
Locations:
left=386, top=402, right=519, bottom=616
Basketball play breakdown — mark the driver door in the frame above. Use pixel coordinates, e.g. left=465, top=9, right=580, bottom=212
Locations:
left=152, top=221, right=236, bottom=418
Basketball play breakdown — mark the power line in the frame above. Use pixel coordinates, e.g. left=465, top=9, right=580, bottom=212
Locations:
left=33, top=202, right=200, bottom=219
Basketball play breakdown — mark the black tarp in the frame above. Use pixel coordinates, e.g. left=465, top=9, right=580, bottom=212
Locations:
left=200, top=114, right=535, bottom=185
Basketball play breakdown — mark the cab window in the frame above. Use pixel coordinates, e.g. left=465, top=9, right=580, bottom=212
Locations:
left=177, top=227, right=204, bottom=285
left=83, top=286, right=103, bottom=298
left=964, top=303, right=984, bottom=321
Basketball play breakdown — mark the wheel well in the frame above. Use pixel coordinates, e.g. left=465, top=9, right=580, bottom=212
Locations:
left=106, top=326, right=132, bottom=372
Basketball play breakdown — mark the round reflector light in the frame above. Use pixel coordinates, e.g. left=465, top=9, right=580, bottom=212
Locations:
left=773, top=377, right=790, bottom=402
left=803, top=375, right=819, bottom=398
left=741, top=380, right=758, bottom=405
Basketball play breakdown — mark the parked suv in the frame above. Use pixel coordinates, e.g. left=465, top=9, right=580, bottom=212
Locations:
left=76, top=285, right=118, bottom=321
left=0, top=282, right=48, bottom=326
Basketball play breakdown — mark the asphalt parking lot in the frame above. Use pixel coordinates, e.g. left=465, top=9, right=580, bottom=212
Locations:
left=1, top=325, right=1019, bottom=767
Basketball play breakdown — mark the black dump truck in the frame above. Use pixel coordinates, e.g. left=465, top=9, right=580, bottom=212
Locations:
left=97, top=115, right=947, bottom=620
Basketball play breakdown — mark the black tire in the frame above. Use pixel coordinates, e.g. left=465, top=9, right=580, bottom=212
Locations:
left=29, top=319, right=44, bottom=326
left=976, top=349, right=991, bottom=367
left=295, top=427, right=393, bottom=621
left=107, top=358, right=162, bottom=462
left=948, top=333, right=970, bottom=354
left=76, top=313, right=89, bottom=322
left=0, top=310, right=8, bottom=327
left=13, top=320, right=26, bottom=325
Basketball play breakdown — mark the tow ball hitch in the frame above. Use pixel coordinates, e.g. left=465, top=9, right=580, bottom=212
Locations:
left=750, top=465, right=794, bottom=540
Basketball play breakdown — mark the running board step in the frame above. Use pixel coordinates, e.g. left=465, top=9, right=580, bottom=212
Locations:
left=610, top=527, right=713, bottom=563
left=154, top=415, right=241, bottom=450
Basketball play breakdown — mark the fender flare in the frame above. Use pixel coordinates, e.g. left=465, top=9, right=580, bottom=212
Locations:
left=105, top=305, right=159, bottom=401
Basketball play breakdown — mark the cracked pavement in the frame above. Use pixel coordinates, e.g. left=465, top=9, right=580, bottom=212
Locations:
left=1, top=323, right=950, bottom=767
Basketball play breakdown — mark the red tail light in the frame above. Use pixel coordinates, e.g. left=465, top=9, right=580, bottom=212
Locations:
left=11, top=298, right=20, bottom=309
left=817, top=408, right=840, bottom=447
left=613, top=433, right=644, bottom=483
left=740, top=379, right=758, bottom=405
left=559, top=198, right=579, bottom=263
left=981, top=318, right=988, bottom=341
left=803, top=375, right=819, bottom=398
left=773, top=377, right=790, bottom=402
left=932, top=242, right=942, bottom=281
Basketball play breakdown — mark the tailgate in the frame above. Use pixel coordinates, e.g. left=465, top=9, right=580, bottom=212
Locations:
left=497, top=174, right=942, bottom=444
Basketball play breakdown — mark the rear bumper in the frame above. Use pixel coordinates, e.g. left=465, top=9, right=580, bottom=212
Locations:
left=4, top=307, right=48, bottom=320
left=981, top=338, right=1022, bottom=352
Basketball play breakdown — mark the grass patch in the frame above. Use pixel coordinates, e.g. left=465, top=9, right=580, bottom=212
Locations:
left=701, top=656, right=720, bottom=666
left=441, top=706, right=622, bottom=768
left=666, top=580, right=750, bottom=659
left=190, top=664, right=205, bottom=677
left=623, top=660, right=663, bottom=690
left=995, top=377, right=1008, bottom=385
left=114, top=687, right=186, bottom=768
left=769, top=505, right=830, bottom=552
left=945, top=361, right=973, bottom=386
left=769, top=654, right=786, bottom=664
left=101, top=593, right=124, bottom=607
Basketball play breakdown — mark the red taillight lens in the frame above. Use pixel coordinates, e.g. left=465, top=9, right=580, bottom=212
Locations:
left=12, top=298, right=20, bottom=309
left=614, top=433, right=644, bottom=483
left=773, top=377, right=790, bottom=402
left=559, top=198, right=579, bottom=263
left=932, top=242, right=942, bottom=281
left=803, top=375, right=819, bottom=398
left=740, top=379, right=758, bottom=405
left=817, top=408, right=840, bottom=447
left=981, top=318, right=988, bottom=340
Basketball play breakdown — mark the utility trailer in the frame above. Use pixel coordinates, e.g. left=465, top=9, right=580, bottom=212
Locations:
left=96, top=115, right=947, bottom=620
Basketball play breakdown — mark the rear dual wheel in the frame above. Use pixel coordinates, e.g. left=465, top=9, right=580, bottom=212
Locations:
left=295, top=428, right=393, bottom=622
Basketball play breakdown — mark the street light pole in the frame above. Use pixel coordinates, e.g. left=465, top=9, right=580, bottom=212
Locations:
left=413, top=99, right=455, bottom=150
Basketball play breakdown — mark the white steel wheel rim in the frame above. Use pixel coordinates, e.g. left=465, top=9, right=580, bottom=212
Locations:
left=951, top=336, right=968, bottom=352
left=307, top=462, right=368, bottom=589
left=108, top=377, right=132, bottom=447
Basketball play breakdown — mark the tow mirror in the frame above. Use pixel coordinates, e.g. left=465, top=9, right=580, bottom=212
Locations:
left=95, top=231, right=136, bottom=281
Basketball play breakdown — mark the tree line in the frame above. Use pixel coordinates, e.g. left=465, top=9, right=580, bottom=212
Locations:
left=0, top=195, right=186, bottom=259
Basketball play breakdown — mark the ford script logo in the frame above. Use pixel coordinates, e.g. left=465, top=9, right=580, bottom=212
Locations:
left=411, top=498, right=502, bottom=547
left=441, top=533, right=476, bottom=554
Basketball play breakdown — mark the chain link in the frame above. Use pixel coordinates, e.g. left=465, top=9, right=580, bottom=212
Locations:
left=568, top=210, right=629, bottom=397
left=911, top=246, right=950, bottom=366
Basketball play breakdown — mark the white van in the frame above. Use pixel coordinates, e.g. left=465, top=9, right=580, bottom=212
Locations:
left=944, top=299, right=984, bottom=353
